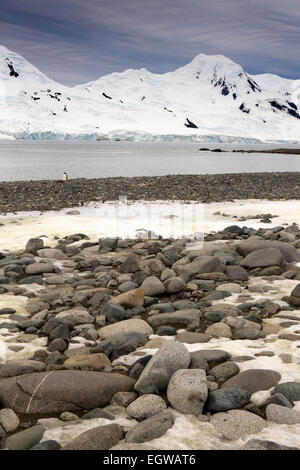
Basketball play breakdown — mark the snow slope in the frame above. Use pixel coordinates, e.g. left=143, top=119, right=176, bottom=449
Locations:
left=0, top=45, right=299, bottom=142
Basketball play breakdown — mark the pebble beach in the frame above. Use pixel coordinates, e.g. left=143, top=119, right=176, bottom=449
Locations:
left=0, top=173, right=300, bottom=451
left=0, top=172, right=299, bottom=214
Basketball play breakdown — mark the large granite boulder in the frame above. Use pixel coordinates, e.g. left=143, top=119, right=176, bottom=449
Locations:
left=0, top=370, right=135, bottom=414
left=235, top=240, right=300, bottom=263
left=240, top=248, right=285, bottom=268
left=167, top=369, right=208, bottom=415
left=211, top=410, right=266, bottom=440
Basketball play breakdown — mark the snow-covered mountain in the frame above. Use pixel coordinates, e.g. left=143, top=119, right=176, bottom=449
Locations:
left=0, top=44, right=299, bottom=142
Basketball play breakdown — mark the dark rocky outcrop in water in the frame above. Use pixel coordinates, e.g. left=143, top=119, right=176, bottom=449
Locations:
left=231, top=148, right=300, bottom=154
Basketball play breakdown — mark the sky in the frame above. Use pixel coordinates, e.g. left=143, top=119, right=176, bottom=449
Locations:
left=1, top=0, right=299, bottom=86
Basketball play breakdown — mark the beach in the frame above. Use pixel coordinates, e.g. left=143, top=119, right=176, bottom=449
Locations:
left=0, top=172, right=299, bottom=214
left=0, top=184, right=300, bottom=450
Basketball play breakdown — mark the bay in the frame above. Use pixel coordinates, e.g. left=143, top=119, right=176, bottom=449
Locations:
left=0, top=140, right=299, bottom=182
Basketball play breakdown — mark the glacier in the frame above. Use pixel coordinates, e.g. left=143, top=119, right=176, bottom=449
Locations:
left=0, top=45, right=300, bottom=143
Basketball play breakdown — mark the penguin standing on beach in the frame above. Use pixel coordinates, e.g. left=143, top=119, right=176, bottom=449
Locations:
left=63, top=171, right=68, bottom=182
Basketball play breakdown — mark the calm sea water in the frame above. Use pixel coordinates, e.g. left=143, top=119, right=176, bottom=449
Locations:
left=0, top=141, right=299, bottom=182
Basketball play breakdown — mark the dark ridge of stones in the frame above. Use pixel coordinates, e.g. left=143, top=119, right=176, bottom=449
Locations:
left=0, top=173, right=299, bottom=213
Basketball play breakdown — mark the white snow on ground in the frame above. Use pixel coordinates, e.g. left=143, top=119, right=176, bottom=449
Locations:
left=1, top=44, right=300, bottom=142
left=0, top=294, right=48, bottom=363
left=0, top=198, right=299, bottom=251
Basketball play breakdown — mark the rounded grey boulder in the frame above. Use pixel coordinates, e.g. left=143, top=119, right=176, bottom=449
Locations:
left=164, top=277, right=185, bottom=294
left=126, top=394, right=167, bottom=421
left=0, top=370, right=135, bottom=414
left=240, top=247, right=285, bottom=268
left=134, top=341, right=190, bottom=394
left=25, top=238, right=44, bottom=253
left=236, top=240, right=300, bottom=263
left=167, top=369, right=208, bottom=415
left=211, top=410, right=266, bottom=440
left=0, top=360, right=46, bottom=378
left=206, top=387, right=251, bottom=412
left=221, top=369, right=281, bottom=394
left=272, top=382, right=300, bottom=402
left=209, top=362, right=240, bottom=383
left=266, top=404, right=300, bottom=424
left=0, top=408, right=20, bottom=432
left=241, top=439, right=299, bottom=450
left=25, top=262, right=56, bottom=275
left=5, top=425, right=45, bottom=450
left=125, top=410, right=174, bottom=443
left=141, top=276, right=166, bottom=296
left=118, top=253, right=140, bottom=274
left=190, top=349, right=231, bottom=367
left=62, top=423, right=123, bottom=450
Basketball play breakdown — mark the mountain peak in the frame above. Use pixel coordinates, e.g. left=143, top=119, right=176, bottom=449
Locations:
left=177, top=52, right=242, bottom=73
left=190, top=53, right=236, bottom=64
left=0, top=44, right=299, bottom=142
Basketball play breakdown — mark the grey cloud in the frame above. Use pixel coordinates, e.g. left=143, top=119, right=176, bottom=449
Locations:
left=0, top=0, right=299, bottom=85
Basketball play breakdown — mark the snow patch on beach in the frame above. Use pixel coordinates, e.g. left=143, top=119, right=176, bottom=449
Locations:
left=0, top=198, right=299, bottom=251
left=0, top=294, right=29, bottom=316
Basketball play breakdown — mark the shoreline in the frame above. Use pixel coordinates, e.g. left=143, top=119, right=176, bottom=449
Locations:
left=0, top=172, right=299, bottom=214
left=1, top=198, right=300, bottom=253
